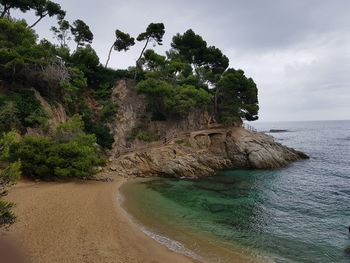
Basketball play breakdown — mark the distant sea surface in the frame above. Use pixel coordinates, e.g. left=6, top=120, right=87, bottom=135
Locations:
left=120, top=120, right=350, bottom=263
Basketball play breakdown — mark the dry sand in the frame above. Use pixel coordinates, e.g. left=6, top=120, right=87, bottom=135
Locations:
left=2, top=178, right=198, bottom=263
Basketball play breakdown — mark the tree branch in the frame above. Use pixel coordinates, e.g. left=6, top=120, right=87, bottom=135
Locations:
left=30, top=13, right=48, bottom=28
left=134, top=36, right=150, bottom=79
left=0, top=5, right=9, bottom=18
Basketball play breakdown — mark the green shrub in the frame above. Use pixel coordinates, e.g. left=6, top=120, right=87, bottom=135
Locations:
left=84, top=121, right=114, bottom=149
left=89, top=66, right=132, bottom=100
left=47, top=134, right=104, bottom=178
left=0, top=91, right=48, bottom=133
left=0, top=200, right=15, bottom=226
left=8, top=115, right=105, bottom=179
left=136, top=130, right=159, bottom=142
left=0, top=101, right=20, bottom=132
left=100, top=101, right=118, bottom=123
left=0, top=132, right=21, bottom=228
left=136, top=78, right=212, bottom=119
left=127, top=124, right=159, bottom=142
left=0, top=161, right=21, bottom=183
left=10, top=136, right=53, bottom=177
left=70, top=45, right=100, bottom=76
left=0, top=18, right=54, bottom=82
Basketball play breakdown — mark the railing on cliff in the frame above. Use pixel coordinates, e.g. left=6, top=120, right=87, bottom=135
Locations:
left=242, top=123, right=257, bottom=133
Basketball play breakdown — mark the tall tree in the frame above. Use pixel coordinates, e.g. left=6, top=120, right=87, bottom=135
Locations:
left=70, top=19, right=93, bottom=49
left=51, top=19, right=71, bottom=48
left=105, top=29, right=135, bottom=68
left=171, top=29, right=229, bottom=86
left=30, top=0, right=65, bottom=28
left=215, top=68, right=259, bottom=124
left=0, top=0, right=34, bottom=18
left=135, top=22, right=165, bottom=76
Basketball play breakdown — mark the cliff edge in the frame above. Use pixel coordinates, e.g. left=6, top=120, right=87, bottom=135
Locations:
left=106, top=80, right=308, bottom=178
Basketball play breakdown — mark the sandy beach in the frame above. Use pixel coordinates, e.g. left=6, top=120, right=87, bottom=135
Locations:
left=2, top=178, right=198, bottom=263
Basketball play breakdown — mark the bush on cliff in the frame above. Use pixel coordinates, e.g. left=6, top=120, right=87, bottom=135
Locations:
left=136, top=78, right=212, bottom=119
left=8, top=115, right=105, bottom=179
left=0, top=90, right=48, bottom=134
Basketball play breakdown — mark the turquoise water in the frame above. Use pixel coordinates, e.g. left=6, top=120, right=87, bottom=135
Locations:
left=121, top=120, right=350, bottom=263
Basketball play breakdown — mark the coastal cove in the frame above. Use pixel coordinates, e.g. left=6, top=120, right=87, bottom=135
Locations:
left=0, top=2, right=349, bottom=263
left=120, top=120, right=350, bottom=263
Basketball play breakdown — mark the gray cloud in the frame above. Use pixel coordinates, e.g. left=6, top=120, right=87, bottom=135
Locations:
left=16, top=0, right=350, bottom=121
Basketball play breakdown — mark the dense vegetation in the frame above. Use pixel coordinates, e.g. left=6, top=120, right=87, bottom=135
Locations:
left=0, top=0, right=259, bottom=226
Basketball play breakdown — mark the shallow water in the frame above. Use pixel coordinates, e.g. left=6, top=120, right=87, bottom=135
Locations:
left=120, top=120, right=350, bottom=263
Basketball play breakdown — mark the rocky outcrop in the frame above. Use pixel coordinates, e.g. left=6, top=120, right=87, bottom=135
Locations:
left=110, top=80, right=148, bottom=155
left=107, top=80, right=308, bottom=178
left=109, top=127, right=308, bottom=178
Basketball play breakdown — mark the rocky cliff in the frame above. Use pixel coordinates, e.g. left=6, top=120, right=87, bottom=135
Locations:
left=107, top=80, right=308, bottom=178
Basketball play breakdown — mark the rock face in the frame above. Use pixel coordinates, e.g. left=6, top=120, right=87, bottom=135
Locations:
left=108, top=80, right=308, bottom=178
left=109, top=127, right=308, bottom=178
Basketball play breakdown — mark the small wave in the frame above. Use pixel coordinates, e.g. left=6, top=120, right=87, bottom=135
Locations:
left=140, top=226, right=202, bottom=261
left=117, top=191, right=202, bottom=262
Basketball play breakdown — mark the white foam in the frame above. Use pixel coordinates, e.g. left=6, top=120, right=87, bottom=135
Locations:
left=117, top=191, right=203, bottom=262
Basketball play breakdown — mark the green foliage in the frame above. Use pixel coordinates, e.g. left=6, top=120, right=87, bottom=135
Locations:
left=105, top=29, right=135, bottom=68
left=0, top=131, right=21, bottom=228
left=136, top=78, right=212, bottom=118
left=128, top=124, right=159, bottom=142
left=70, top=45, right=99, bottom=76
left=83, top=116, right=114, bottom=149
left=164, top=84, right=212, bottom=117
left=0, top=18, right=54, bottom=82
left=135, top=130, right=159, bottom=142
left=136, top=23, right=165, bottom=74
left=47, top=134, right=102, bottom=177
left=141, top=49, right=166, bottom=71
left=88, top=66, right=132, bottom=100
left=71, top=19, right=93, bottom=48
left=0, top=91, right=47, bottom=132
left=54, top=114, right=84, bottom=141
left=216, top=68, right=259, bottom=124
left=0, top=200, right=15, bottom=226
left=170, top=29, right=229, bottom=85
left=50, top=19, right=71, bottom=47
left=100, top=101, right=118, bottom=123
left=0, top=101, right=19, bottom=132
left=171, top=29, right=207, bottom=65
left=10, top=135, right=52, bottom=177
left=137, top=23, right=165, bottom=45
left=30, top=0, right=65, bottom=28
left=0, top=0, right=32, bottom=17
left=0, top=130, right=18, bottom=161
left=60, top=67, right=87, bottom=112
left=0, top=160, right=21, bottom=183
left=11, top=90, right=48, bottom=127
left=113, top=30, right=135, bottom=52
left=9, top=115, right=105, bottom=178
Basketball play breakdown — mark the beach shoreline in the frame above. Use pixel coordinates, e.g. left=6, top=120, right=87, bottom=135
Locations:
left=2, top=178, right=199, bottom=263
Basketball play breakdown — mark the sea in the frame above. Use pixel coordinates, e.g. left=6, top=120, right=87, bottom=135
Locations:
left=120, top=120, right=350, bottom=263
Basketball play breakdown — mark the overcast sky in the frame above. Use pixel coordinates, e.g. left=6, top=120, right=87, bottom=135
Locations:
left=18, top=0, right=350, bottom=121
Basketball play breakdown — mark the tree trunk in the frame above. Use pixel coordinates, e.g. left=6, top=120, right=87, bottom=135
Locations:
left=105, top=43, right=114, bottom=68
left=134, top=37, right=150, bottom=79
left=30, top=14, right=47, bottom=28
left=0, top=6, right=9, bottom=18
